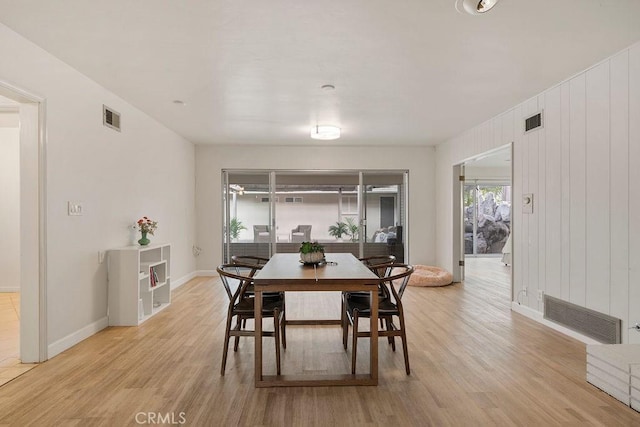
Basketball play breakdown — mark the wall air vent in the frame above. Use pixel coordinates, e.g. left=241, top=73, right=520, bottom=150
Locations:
left=285, top=197, right=303, bottom=203
left=524, top=111, right=543, bottom=133
left=103, top=105, right=121, bottom=132
left=544, top=295, right=621, bottom=344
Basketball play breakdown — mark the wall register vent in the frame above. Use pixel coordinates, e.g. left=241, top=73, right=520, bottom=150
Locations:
left=544, top=295, right=621, bottom=344
left=103, top=105, right=121, bottom=131
left=524, top=111, right=543, bottom=133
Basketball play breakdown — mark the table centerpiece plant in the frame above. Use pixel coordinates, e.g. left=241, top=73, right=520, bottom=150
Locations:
left=299, top=241, right=325, bottom=264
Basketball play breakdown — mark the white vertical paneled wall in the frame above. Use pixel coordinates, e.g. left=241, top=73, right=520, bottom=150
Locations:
left=436, top=41, right=640, bottom=343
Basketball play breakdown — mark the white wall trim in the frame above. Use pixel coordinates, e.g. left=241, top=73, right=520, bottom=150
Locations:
left=47, top=316, right=108, bottom=359
left=0, top=287, right=20, bottom=292
left=171, top=271, right=197, bottom=290
left=195, top=270, right=217, bottom=277
left=511, top=302, right=601, bottom=345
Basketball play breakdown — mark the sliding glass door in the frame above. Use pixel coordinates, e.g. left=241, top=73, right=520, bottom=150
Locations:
left=361, top=172, right=407, bottom=261
left=222, top=170, right=408, bottom=262
left=223, top=171, right=272, bottom=262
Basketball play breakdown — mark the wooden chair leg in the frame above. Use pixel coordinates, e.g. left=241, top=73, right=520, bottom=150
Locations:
left=233, top=315, right=242, bottom=352
left=342, top=298, right=349, bottom=350
left=221, top=311, right=234, bottom=376
left=398, top=311, right=410, bottom=375
left=274, top=309, right=281, bottom=376
left=351, top=310, right=359, bottom=374
left=386, top=317, right=396, bottom=351
left=281, top=299, right=287, bottom=349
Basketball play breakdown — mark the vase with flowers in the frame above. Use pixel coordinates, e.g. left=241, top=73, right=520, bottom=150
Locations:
left=137, top=216, right=158, bottom=246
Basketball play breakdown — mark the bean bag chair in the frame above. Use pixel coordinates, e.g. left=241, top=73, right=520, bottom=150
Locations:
left=408, top=265, right=453, bottom=287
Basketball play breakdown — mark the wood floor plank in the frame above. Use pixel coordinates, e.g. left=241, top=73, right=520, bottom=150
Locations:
left=0, top=260, right=638, bottom=425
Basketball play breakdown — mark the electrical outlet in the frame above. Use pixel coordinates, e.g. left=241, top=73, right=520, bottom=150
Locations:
left=522, top=287, right=527, bottom=297
left=538, top=290, right=544, bottom=301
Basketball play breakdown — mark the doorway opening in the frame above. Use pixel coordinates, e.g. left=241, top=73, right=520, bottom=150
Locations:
left=0, top=81, right=46, bottom=386
left=457, top=145, right=513, bottom=296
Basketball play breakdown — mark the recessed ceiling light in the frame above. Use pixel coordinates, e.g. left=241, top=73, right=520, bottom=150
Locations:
left=172, top=100, right=186, bottom=106
left=310, top=125, right=341, bottom=140
left=455, top=0, right=500, bottom=15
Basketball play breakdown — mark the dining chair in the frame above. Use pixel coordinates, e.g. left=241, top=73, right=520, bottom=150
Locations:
left=217, top=264, right=286, bottom=376
left=359, top=255, right=397, bottom=278
left=230, top=255, right=286, bottom=336
left=343, top=264, right=414, bottom=375
left=230, top=255, right=269, bottom=277
left=341, top=255, right=396, bottom=348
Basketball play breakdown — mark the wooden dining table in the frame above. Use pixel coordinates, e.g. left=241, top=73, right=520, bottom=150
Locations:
left=253, top=252, right=380, bottom=387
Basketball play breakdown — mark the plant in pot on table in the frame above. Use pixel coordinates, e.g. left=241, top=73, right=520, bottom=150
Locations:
left=299, top=241, right=325, bottom=264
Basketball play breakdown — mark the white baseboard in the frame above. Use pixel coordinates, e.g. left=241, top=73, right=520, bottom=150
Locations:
left=0, top=287, right=20, bottom=292
left=511, top=301, right=601, bottom=345
left=170, top=270, right=217, bottom=291
left=171, top=271, right=197, bottom=290
left=47, top=316, right=109, bottom=359
left=195, top=270, right=217, bottom=277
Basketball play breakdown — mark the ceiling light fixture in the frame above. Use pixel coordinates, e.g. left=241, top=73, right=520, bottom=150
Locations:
left=321, top=84, right=335, bottom=91
left=310, top=125, right=341, bottom=140
left=455, top=0, right=500, bottom=15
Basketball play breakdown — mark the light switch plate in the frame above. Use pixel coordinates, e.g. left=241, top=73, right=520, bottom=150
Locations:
left=68, top=201, right=84, bottom=216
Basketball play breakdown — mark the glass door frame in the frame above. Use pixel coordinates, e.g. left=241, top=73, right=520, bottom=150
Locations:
left=222, top=169, right=409, bottom=263
left=464, top=178, right=511, bottom=257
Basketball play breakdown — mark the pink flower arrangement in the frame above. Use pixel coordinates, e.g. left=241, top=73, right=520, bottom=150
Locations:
left=137, top=216, right=158, bottom=235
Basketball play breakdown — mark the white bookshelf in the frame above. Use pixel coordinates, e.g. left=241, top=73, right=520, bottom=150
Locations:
left=107, top=243, right=171, bottom=326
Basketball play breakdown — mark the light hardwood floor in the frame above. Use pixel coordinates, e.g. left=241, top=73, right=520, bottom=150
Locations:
left=0, top=260, right=638, bottom=426
left=0, top=293, right=36, bottom=387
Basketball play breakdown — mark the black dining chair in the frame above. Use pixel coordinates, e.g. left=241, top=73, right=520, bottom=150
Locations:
left=217, top=264, right=286, bottom=376
left=341, top=255, right=396, bottom=349
left=231, top=255, right=286, bottom=335
left=343, top=264, right=414, bottom=375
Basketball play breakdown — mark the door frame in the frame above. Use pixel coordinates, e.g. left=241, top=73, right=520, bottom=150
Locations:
left=454, top=144, right=513, bottom=297
left=0, top=79, right=48, bottom=363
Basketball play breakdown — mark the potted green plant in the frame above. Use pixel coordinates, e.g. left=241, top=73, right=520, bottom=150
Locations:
left=328, top=221, right=348, bottom=241
left=299, top=241, right=325, bottom=263
left=345, top=217, right=359, bottom=242
left=229, top=217, right=246, bottom=241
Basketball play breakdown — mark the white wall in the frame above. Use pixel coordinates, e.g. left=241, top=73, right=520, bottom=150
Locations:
left=0, top=23, right=196, bottom=355
left=436, top=41, right=640, bottom=343
left=0, top=115, right=20, bottom=292
left=195, top=145, right=435, bottom=270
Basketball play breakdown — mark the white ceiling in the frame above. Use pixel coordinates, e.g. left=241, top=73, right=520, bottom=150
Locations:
left=0, top=0, right=639, bottom=146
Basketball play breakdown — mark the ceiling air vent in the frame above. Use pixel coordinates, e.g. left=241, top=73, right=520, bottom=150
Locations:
left=103, top=105, right=121, bottom=132
left=524, top=111, right=543, bottom=133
